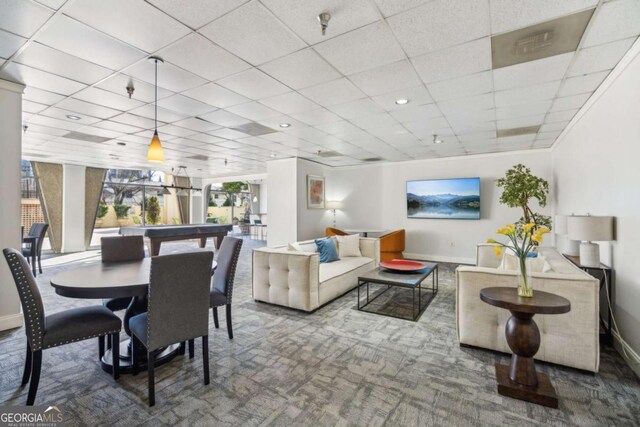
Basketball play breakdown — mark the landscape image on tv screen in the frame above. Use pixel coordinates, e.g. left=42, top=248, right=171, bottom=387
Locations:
left=407, top=177, right=480, bottom=220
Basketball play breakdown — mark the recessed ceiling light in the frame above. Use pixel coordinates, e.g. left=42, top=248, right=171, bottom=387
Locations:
left=66, top=114, right=82, bottom=120
left=395, top=99, right=409, bottom=105
left=279, top=123, right=291, bottom=128
left=269, top=152, right=277, bottom=158
left=117, top=142, right=126, bottom=146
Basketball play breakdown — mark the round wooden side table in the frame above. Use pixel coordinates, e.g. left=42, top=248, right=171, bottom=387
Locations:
left=480, top=287, right=571, bottom=408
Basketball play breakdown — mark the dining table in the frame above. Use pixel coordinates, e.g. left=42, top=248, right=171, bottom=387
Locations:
left=50, top=257, right=217, bottom=374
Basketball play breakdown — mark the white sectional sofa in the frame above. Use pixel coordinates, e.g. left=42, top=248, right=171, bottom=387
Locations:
left=456, top=244, right=601, bottom=372
left=252, top=238, right=380, bottom=312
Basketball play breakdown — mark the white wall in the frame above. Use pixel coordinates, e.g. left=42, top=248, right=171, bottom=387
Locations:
left=259, top=182, right=268, bottom=214
left=552, top=41, right=640, bottom=362
left=190, top=177, right=204, bottom=224
left=296, top=158, right=330, bottom=241
left=328, top=151, right=552, bottom=263
left=61, top=164, right=86, bottom=252
left=0, top=79, right=24, bottom=331
left=266, top=158, right=297, bottom=246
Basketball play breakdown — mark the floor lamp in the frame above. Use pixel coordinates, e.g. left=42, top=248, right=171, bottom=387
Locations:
left=326, top=201, right=343, bottom=228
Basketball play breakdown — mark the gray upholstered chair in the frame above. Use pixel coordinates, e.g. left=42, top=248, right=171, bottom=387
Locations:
left=22, top=223, right=48, bottom=276
left=210, top=236, right=243, bottom=339
left=3, top=248, right=121, bottom=406
left=129, top=251, right=213, bottom=407
left=101, top=235, right=145, bottom=312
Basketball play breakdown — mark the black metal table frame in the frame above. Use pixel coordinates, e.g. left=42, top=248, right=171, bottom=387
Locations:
left=357, top=265, right=438, bottom=321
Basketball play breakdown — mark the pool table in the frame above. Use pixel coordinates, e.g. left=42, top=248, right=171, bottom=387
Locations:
left=119, top=224, right=233, bottom=256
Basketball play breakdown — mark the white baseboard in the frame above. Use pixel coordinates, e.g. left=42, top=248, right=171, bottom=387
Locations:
left=613, top=330, right=640, bottom=378
left=404, top=252, right=475, bottom=265
left=0, top=313, right=23, bottom=331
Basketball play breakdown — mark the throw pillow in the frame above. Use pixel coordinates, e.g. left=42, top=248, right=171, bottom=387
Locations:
left=288, top=243, right=302, bottom=252
left=336, top=234, right=362, bottom=257
left=315, top=237, right=339, bottom=263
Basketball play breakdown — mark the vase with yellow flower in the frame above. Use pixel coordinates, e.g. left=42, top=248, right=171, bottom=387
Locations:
left=487, top=223, right=551, bottom=297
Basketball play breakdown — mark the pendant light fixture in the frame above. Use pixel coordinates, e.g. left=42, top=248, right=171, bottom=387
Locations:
left=147, top=56, right=164, bottom=163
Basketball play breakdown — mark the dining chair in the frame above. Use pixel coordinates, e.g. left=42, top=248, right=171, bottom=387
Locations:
left=325, top=227, right=349, bottom=236
left=3, top=248, right=121, bottom=406
left=22, top=223, right=48, bottom=276
left=129, top=251, right=213, bottom=406
left=210, top=236, right=243, bottom=339
left=101, top=235, right=145, bottom=311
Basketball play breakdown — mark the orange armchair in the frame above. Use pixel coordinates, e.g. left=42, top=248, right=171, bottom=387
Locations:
left=379, top=229, right=405, bottom=262
left=325, top=227, right=349, bottom=236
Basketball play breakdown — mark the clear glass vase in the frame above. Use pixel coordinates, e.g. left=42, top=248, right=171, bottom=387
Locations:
left=517, top=256, right=533, bottom=297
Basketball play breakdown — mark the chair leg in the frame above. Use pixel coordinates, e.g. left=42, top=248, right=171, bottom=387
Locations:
left=21, top=343, right=32, bottom=386
left=212, top=307, right=219, bottom=329
left=131, top=337, right=139, bottom=376
left=226, top=304, right=233, bottom=340
left=111, top=333, right=119, bottom=380
left=148, top=351, right=156, bottom=407
left=202, top=336, right=210, bottom=386
left=179, top=341, right=186, bottom=355
left=38, top=253, right=43, bottom=274
left=26, top=350, right=42, bottom=406
left=98, top=336, right=105, bottom=361
left=188, top=339, right=194, bottom=359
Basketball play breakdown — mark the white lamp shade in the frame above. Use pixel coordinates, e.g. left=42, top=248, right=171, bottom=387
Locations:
left=554, top=215, right=568, bottom=235
left=567, top=216, right=614, bottom=241
left=326, top=200, right=343, bottom=210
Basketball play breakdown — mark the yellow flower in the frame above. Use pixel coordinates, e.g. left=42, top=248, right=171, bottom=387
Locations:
left=496, top=227, right=508, bottom=235
left=531, top=233, right=543, bottom=243
left=523, top=223, right=536, bottom=234
left=486, top=238, right=497, bottom=244
left=493, top=246, right=502, bottom=257
left=537, top=227, right=551, bottom=235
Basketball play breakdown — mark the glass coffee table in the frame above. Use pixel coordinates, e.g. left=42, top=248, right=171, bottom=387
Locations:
left=357, top=262, right=438, bottom=321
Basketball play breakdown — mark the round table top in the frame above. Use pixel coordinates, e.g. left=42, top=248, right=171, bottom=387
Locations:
left=480, top=287, right=571, bottom=315
left=50, top=258, right=217, bottom=299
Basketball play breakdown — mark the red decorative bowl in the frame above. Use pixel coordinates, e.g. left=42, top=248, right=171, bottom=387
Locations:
left=379, top=259, right=427, bottom=272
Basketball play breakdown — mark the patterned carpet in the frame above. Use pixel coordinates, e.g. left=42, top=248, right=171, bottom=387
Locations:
left=1, top=237, right=639, bottom=426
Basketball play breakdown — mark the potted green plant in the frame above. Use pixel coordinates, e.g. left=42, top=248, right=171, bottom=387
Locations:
left=95, top=203, right=108, bottom=228
left=146, top=196, right=161, bottom=225
left=496, top=164, right=551, bottom=231
left=113, top=204, right=131, bottom=227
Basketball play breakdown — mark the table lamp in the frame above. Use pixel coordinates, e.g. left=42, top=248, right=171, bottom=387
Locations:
left=554, top=214, right=580, bottom=256
left=326, top=200, right=343, bottom=228
left=567, top=215, right=614, bottom=267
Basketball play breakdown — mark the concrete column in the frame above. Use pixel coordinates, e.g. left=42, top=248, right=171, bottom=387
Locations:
left=0, top=79, right=25, bottom=331
left=61, top=164, right=86, bottom=252
left=266, top=158, right=297, bottom=246
left=190, top=178, right=204, bottom=224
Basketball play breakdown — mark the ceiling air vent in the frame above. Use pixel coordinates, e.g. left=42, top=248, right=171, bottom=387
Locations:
left=186, top=154, right=209, bottom=161
left=231, top=122, right=277, bottom=136
left=317, top=150, right=341, bottom=158
left=362, top=157, right=383, bottom=162
left=497, top=125, right=541, bottom=138
left=62, top=131, right=112, bottom=143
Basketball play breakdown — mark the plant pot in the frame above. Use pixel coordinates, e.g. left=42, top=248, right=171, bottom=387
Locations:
left=517, top=257, right=533, bottom=298
left=117, top=218, right=129, bottom=227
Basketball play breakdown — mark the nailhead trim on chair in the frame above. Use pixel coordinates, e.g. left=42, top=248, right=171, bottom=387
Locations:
left=224, top=240, right=243, bottom=305
left=44, top=330, right=121, bottom=349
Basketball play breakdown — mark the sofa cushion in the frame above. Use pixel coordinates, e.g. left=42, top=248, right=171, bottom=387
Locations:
left=499, top=253, right=552, bottom=273
left=319, top=257, right=372, bottom=283
left=315, top=238, right=339, bottom=263
left=336, top=234, right=362, bottom=258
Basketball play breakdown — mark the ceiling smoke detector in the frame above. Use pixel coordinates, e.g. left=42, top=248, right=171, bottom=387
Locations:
left=432, top=134, right=443, bottom=144
left=318, top=12, right=331, bottom=36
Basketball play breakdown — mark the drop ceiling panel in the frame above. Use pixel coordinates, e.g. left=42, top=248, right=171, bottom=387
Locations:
left=327, top=98, right=385, bottom=120
left=260, top=0, right=380, bottom=45
left=111, top=113, right=158, bottom=129
left=437, top=93, right=495, bottom=115
left=198, top=110, right=251, bottom=127
left=128, top=104, right=189, bottom=123
left=427, top=71, right=492, bottom=101
left=172, top=117, right=221, bottom=133
left=198, top=1, right=305, bottom=65
left=550, top=93, right=591, bottom=112
left=493, top=53, right=573, bottom=91
left=65, top=0, right=191, bottom=53
left=36, top=15, right=146, bottom=69
left=0, top=62, right=86, bottom=95
left=489, top=0, right=597, bottom=34
left=497, top=115, right=545, bottom=129
left=0, top=29, right=27, bottom=59
left=372, top=0, right=431, bottom=18
left=226, top=102, right=281, bottom=121
left=314, top=21, right=405, bottom=75
left=494, top=81, right=561, bottom=107
left=159, top=33, right=250, bottom=81
left=14, top=42, right=113, bottom=85
left=147, top=0, right=249, bottom=30
left=93, top=120, right=144, bottom=134
left=558, top=70, right=609, bottom=96
left=0, top=1, right=52, bottom=38
left=496, top=101, right=552, bottom=120
left=390, top=104, right=441, bottom=123
left=546, top=109, right=578, bottom=123
left=349, top=113, right=398, bottom=130
left=388, top=0, right=490, bottom=57
left=157, top=94, right=216, bottom=116
left=259, top=92, right=320, bottom=115
left=125, top=60, right=207, bottom=93
left=568, top=37, right=636, bottom=76
left=40, top=106, right=101, bottom=125
left=298, top=78, right=365, bottom=107
left=291, top=108, right=343, bottom=126
left=56, top=98, right=121, bottom=119
left=96, top=74, right=174, bottom=103
left=181, top=83, right=249, bottom=108
left=539, top=121, right=569, bottom=132
left=23, top=100, right=48, bottom=114
left=581, top=0, right=640, bottom=47
left=259, top=48, right=341, bottom=91
left=371, top=86, right=433, bottom=111
left=348, top=60, right=422, bottom=97
left=412, top=37, right=491, bottom=84
left=217, top=68, right=289, bottom=99
left=73, top=87, right=144, bottom=111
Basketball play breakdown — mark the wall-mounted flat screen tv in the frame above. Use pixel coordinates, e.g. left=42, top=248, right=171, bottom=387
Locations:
left=407, top=177, right=481, bottom=220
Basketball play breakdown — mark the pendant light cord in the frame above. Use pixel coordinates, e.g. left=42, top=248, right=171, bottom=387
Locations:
left=154, top=58, right=158, bottom=131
